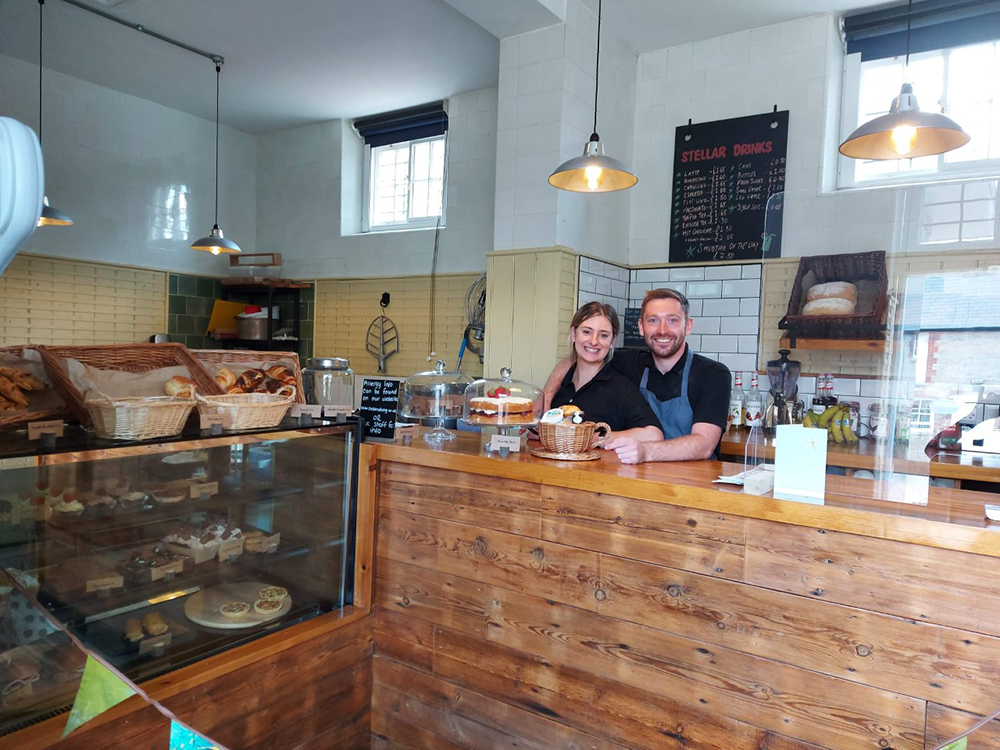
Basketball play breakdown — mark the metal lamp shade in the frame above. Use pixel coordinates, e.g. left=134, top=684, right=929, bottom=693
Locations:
left=37, top=195, right=72, bottom=227
left=190, top=224, right=242, bottom=255
left=839, top=84, right=970, bottom=160
left=548, top=139, right=638, bottom=193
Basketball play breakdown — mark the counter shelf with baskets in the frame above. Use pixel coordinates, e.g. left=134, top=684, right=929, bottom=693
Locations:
left=196, top=386, right=297, bottom=432
left=0, top=421, right=361, bottom=737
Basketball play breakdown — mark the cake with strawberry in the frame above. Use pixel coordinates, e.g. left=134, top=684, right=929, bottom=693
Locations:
left=467, top=386, right=535, bottom=425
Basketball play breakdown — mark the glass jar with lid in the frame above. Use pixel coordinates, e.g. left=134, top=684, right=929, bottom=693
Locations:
left=463, top=366, right=543, bottom=428
left=400, top=360, right=474, bottom=442
left=303, top=357, right=355, bottom=409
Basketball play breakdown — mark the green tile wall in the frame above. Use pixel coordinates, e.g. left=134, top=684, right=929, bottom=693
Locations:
left=168, top=274, right=222, bottom=350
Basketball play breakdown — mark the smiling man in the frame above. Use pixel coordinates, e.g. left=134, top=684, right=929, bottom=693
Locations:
left=542, top=288, right=731, bottom=464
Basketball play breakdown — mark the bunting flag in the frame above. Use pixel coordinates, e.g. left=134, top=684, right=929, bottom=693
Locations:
left=170, top=720, right=222, bottom=749
left=62, top=655, right=136, bottom=737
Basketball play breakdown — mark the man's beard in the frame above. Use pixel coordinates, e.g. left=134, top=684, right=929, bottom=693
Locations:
left=646, top=333, right=684, bottom=359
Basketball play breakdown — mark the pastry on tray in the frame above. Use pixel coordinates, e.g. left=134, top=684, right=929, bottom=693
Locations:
left=258, top=586, right=287, bottom=602
left=253, top=599, right=282, bottom=615
left=123, top=619, right=144, bottom=643
left=220, top=602, right=250, bottom=619
left=142, top=613, right=169, bottom=637
left=164, top=375, right=197, bottom=397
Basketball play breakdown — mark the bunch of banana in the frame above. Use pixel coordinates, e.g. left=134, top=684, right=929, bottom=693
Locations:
left=802, top=405, right=858, bottom=444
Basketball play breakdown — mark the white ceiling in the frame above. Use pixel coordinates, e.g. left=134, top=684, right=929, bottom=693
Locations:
left=0, top=0, right=501, bottom=134
left=0, top=0, right=894, bottom=135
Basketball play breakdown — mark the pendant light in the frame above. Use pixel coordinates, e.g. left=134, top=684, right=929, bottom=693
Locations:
left=191, top=61, right=241, bottom=255
left=36, top=0, right=72, bottom=227
left=548, top=0, right=637, bottom=193
left=839, top=0, right=969, bottom=160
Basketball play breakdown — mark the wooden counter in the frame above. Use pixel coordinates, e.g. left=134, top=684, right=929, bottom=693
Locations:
left=720, top=426, right=1000, bottom=486
left=367, top=432, right=1000, bottom=749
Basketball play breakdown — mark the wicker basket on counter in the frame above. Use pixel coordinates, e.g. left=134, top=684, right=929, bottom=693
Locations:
left=38, top=343, right=222, bottom=427
left=0, top=345, right=70, bottom=430
left=195, top=386, right=296, bottom=431
left=538, top=420, right=610, bottom=454
left=191, top=349, right=306, bottom=404
left=85, top=392, right=197, bottom=441
left=779, top=251, right=888, bottom=340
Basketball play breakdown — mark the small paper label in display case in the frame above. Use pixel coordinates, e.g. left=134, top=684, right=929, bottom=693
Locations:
left=488, top=434, right=522, bottom=453
left=85, top=574, right=124, bottom=594
left=200, top=413, right=232, bottom=430
left=217, top=536, right=245, bottom=562
left=28, top=419, right=64, bottom=440
left=139, top=632, right=172, bottom=656
left=189, top=481, right=219, bottom=499
left=150, top=560, right=186, bottom=582
left=290, top=404, right=323, bottom=419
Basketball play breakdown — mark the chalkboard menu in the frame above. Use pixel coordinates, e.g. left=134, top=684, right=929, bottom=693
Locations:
left=669, top=110, right=788, bottom=264
left=359, top=378, right=400, bottom=440
left=623, top=308, right=647, bottom=349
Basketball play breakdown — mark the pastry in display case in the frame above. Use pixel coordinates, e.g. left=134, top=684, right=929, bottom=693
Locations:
left=399, top=360, right=474, bottom=442
left=463, top=366, right=543, bottom=427
left=0, top=419, right=360, bottom=737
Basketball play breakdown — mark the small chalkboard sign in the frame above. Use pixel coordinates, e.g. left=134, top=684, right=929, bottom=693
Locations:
left=359, top=378, right=400, bottom=440
left=623, top=308, right=648, bottom=349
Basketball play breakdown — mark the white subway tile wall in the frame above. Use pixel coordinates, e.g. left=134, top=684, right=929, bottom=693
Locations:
left=577, top=257, right=632, bottom=348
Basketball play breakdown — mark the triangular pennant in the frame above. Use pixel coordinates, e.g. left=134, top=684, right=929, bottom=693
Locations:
left=63, top=655, right=136, bottom=737
left=170, top=720, right=222, bottom=749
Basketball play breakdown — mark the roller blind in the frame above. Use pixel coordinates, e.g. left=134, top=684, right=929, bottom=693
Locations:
left=354, top=102, right=448, bottom=148
left=844, top=0, right=1000, bottom=61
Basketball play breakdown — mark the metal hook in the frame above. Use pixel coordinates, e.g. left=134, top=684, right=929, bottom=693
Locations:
left=684, top=118, right=693, bottom=142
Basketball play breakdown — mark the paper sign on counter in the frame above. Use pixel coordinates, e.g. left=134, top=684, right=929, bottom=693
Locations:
left=199, top=413, right=231, bottom=430
left=773, top=425, right=827, bottom=505
left=488, top=434, right=522, bottom=453
left=28, top=419, right=64, bottom=440
left=290, top=404, right=323, bottom=418
left=323, top=405, right=353, bottom=418
left=150, top=560, right=186, bottom=582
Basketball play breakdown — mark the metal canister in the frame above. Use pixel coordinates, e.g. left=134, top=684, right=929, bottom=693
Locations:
left=302, top=357, right=354, bottom=408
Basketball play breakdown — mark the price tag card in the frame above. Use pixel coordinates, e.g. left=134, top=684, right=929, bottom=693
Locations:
left=28, top=419, right=64, bottom=440
left=290, top=404, right=323, bottom=418
left=200, top=413, right=232, bottom=430
left=217, top=537, right=243, bottom=560
left=85, top=574, right=123, bottom=593
left=189, top=481, right=219, bottom=499
left=488, top=434, right=522, bottom=453
left=150, top=560, right=186, bottom=582
left=323, top=405, right=354, bottom=418
left=139, top=632, right=172, bottom=655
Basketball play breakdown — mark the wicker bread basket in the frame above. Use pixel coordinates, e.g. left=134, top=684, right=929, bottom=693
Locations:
left=0, top=345, right=69, bottom=430
left=85, top=392, right=197, bottom=441
left=38, top=343, right=222, bottom=426
left=196, top=386, right=296, bottom=431
left=538, top=420, right=610, bottom=454
left=191, top=349, right=306, bottom=404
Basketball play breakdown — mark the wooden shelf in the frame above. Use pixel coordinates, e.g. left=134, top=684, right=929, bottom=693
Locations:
left=780, top=336, right=885, bottom=351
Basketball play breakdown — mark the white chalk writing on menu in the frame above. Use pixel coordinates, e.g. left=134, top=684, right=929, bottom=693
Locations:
left=359, top=378, right=400, bottom=439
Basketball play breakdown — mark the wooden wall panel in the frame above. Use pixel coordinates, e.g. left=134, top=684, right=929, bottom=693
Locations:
left=370, top=459, right=1000, bottom=749
left=744, top=519, right=1000, bottom=635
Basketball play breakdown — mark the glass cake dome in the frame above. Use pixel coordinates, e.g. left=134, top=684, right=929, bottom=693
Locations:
left=400, top=360, right=474, bottom=442
left=462, top=367, right=543, bottom=428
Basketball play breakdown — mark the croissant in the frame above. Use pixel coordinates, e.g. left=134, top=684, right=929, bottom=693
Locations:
left=266, top=365, right=295, bottom=384
left=215, top=367, right=236, bottom=389
left=0, top=376, right=28, bottom=407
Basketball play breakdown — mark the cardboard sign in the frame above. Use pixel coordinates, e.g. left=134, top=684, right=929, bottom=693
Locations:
left=150, top=560, right=186, bottom=582
left=138, top=632, right=172, bottom=655
left=28, top=419, right=65, bottom=440
left=290, top=404, right=323, bottom=418
left=199, top=413, right=232, bottom=430
left=488, top=434, right=522, bottom=453
left=85, top=574, right=123, bottom=594
left=189, top=481, right=219, bottom=500
left=359, top=379, right=400, bottom=440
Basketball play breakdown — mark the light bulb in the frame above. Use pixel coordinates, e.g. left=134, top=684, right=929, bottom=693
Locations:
left=584, top=165, right=603, bottom=191
left=211, top=247, right=221, bottom=255
left=890, top=125, right=918, bottom=156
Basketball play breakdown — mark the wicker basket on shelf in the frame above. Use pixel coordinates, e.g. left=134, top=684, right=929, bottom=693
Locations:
left=38, top=343, right=222, bottom=427
left=196, top=386, right=296, bottom=431
left=0, top=345, right=70, bottom=430
left=191, top=349, right=306, bottom=404
left=538, top=420, right=610, bottom=454
left=85, top=392, right=197, bottom=441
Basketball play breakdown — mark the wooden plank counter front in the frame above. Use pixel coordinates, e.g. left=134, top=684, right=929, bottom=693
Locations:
left=366, top=431, right=1000, bottom=750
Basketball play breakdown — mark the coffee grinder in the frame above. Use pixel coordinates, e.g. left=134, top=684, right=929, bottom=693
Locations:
left=765, top=349, right=802, bottom=431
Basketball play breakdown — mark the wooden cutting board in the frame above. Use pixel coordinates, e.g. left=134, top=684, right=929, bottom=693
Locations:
left=183, top=582, right=291, bottom=630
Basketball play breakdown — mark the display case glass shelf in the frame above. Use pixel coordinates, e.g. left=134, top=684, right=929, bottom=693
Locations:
left=0, top=419, right=361, bottom=736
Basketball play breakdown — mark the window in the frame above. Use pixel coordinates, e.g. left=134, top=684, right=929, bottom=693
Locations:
left=364, top=136, right=446, bottom=231
left=917, top=179, right=998, bottom=245
left=841, top=41, right=1000, bottom=187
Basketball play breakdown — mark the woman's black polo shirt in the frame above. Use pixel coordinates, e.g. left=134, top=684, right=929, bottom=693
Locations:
left=551, top=363, right=661, bottom=433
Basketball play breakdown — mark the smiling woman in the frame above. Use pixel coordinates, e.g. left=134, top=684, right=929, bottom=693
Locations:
left=549, top=302, right=663, bottom=442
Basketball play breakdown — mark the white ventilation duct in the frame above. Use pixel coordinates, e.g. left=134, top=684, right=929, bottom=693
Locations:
left=0, top=118, right=44, bottom=276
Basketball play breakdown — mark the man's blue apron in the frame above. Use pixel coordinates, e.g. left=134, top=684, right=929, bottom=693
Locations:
left=638, top=345, right=694, bottom=439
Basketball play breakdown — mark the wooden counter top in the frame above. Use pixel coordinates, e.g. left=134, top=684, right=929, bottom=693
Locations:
left=370, top=429, right=1000, bottom=558
left=720, top=426, right=1000, bottom=484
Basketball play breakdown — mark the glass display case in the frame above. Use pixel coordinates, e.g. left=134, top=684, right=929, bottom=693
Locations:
left=463, top=366, right=543, bottom=428
left=399, top=360, right=474, bottom=442
left=0, top=419, right=361, bottom=737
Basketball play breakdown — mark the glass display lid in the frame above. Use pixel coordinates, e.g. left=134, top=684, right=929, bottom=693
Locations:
left=399, top=360, right=474, bottom=442
left=463, top=366, right=543, bottom=428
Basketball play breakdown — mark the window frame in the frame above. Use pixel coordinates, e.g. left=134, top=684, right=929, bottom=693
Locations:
left=838, top=44, right=1000, bottom=190
left=909, top=178, right=1000, bottom=249
left=362, top=134, right=447, bottom=233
